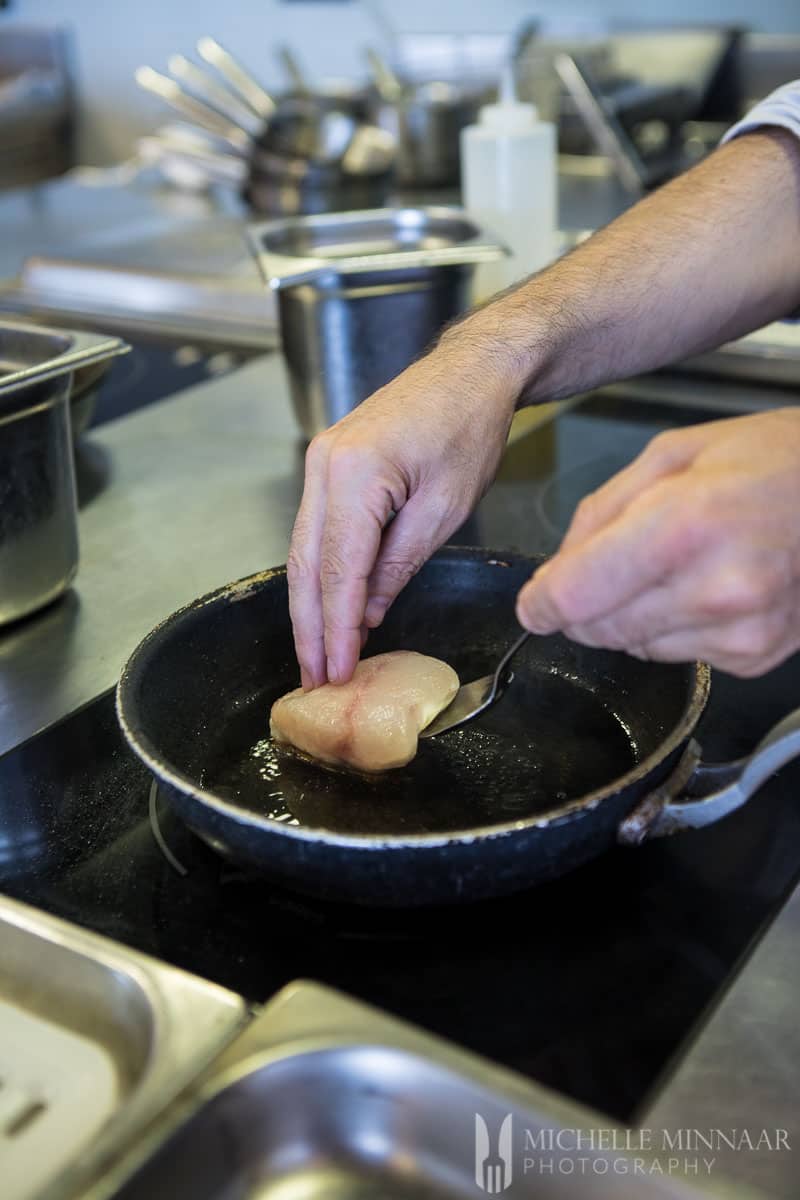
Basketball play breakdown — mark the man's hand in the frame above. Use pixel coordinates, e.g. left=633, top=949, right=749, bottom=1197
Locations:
left=288, top=327, right=522, bottom=689
left=287, top=128, right=800, bottom=688
left=516, top=409, right=800, bottom=677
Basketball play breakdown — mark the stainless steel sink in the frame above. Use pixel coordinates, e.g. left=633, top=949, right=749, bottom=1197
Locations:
left=93, top=983, right=748, bottom=1200
left=0, top=894, right=246, bottom=1200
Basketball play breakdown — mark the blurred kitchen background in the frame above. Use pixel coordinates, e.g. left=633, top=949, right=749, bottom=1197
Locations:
left=1, top=0, right=800, bottom=437
left=4, top=0, right=800, bottom=165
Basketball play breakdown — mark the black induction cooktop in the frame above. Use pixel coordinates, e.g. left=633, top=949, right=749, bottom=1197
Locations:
left=3, top=391, right=800, bottom=1125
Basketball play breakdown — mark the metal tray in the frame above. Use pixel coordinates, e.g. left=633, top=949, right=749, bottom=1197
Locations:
left=0, top=894, right=246, bottom=1200
left=93, top=983, right=748, bottom=1200
left=0, top=319, right=127, bottom=411
left=3, top=258, right=278, bottom=351
left=249, top=206, right=505, bottom=288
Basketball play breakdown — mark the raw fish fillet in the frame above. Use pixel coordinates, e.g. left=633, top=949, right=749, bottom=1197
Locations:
left=270, top=651, right=459, bottom=772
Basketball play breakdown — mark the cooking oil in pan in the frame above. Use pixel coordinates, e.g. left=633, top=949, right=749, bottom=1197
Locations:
left=202, top=670, right=639, bottom=836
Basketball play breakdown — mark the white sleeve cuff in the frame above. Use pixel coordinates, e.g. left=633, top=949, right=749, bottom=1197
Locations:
left=721, top=80, right=800, bottom=146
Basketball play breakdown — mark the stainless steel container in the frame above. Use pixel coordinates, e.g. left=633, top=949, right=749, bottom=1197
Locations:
left=0, top=893, right=244, bottom=1200
left=244, top=148, right=393, bottom=217
left=248, top=207, right=505, bottom=438
left=370, top=80, right=486, bottom=187
left=364, top=49, right=489, bottom=187
left=0, top=321, right=127, bottom=625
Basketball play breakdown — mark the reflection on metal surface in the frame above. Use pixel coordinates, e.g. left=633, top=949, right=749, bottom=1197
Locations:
left=11, top=256, right=277, bottom=350
left=94, top=982, right=733, bottom=1200
left=148, top=780, right=188, bottom=877
left=0, top=893, right=245, bottom=1200
left=0, top=356, right=300, bottom=756
left=249, top=207, right=504, bottom=437
left=0, top=320, right=127, bottom=626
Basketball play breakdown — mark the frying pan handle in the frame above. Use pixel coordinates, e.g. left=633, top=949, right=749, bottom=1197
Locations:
left=618, top=706, right=800, bottom=845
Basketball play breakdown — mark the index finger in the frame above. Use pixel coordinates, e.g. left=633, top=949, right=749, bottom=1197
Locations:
left=287, top=441, right=329, bottom=689
left=517, top=479, right=706, bottom=633
left=559, top=432, right=699, bottom=554
left=320, top=458, right=397, bottom=683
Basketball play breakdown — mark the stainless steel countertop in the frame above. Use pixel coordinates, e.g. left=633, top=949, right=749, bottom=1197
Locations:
left=0, top=171, right=241, bottom=282
left=0, top=166, right=629, bottom=284
left=0, top=355, right=301, bottom=755
left=646, top=882, right=800, bottom=1199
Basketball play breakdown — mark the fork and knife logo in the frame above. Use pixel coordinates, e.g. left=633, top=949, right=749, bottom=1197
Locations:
left=475, top=1113, right=514, bottom=1193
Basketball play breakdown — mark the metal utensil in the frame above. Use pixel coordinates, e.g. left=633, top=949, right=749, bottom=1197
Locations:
left=139, top=135, right=247, bottom=188
left=135, top=66, right=250, bottom=151
left=365, top=49, right=485, bottom=187
left=277, top=45, right=309, bottom=95
left=420, top=631, right=530, bottom=739
left=341, top=122, right=396, bottom=174
left=196, top=36, right=276, bottom=120
left=167, top=54, right=263, bottom=137
left=366, top=46, right=403, bottom=102
left=244, top=150, right=393, bottom=219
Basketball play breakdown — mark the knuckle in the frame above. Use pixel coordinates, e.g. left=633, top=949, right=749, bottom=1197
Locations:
left=319, top=547, right=349, bottom=583
left=286, top=546, right=315, bottom=585
left=655, top=497, right=710, bottom=564
left=324, top=618, right=360, bottom=636
left=711, top=568, right=776, bottom=618
left=305, top=432, right=332, bottom=472
left=376, top=556, right=424, bottom=588
left=572, top=492, right=601, bottom=531
left=327, top=439, right=377, bottom=480
left=643, top=429, right=683, bottom=464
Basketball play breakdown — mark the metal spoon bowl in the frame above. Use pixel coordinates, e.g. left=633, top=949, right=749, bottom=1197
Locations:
left=420, top=631, right=530, bottom=739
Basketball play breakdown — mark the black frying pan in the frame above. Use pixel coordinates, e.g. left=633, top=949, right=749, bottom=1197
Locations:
left=117, top=548, right=737, bottom=905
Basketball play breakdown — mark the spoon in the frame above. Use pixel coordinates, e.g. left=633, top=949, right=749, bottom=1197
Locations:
left=419, top=631, right=530, bottom=739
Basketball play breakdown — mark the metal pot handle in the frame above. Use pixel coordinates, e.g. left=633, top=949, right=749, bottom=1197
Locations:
left=618, top=706, right=800, bottom=845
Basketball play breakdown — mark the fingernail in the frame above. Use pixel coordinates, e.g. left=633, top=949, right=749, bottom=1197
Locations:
left=326, top=657, right=339, bottom=684
left=364, top=598, right=386, bottom=628
left=516, top=586, right=555, bottom=635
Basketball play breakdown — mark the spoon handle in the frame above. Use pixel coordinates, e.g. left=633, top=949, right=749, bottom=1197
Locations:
left=491, top=630, right=531, bottom=697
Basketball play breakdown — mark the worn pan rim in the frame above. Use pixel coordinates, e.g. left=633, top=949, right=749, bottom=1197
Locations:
left=116, top=552, right=711, bottom=850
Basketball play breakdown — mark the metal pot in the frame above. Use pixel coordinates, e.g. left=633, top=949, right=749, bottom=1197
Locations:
left=248, top=206, right=505, bottom=438
left=365, top=51, right=487, bottom=187
left=370, top=80, right=485, bottom=188
left=0, top=321, right=127, bottom=625
left=244, top=146, right=393, bottom=218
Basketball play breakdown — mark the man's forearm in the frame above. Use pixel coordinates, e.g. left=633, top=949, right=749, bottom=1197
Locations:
left=449, top=127, right=800, bottom=407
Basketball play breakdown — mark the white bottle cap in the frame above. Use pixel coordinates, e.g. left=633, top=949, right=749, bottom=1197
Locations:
left=479, top=65, right=538, bottom=132
left=479, top=100, right=538, bottom=131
